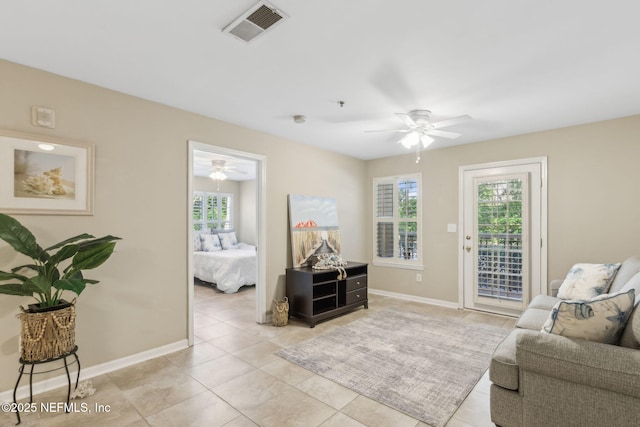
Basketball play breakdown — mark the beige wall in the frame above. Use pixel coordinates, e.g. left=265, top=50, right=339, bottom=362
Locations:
left=239, top=180, right=257, bottom=245
left=366, top=114, right=640, bottom=302
left=0, top=60, right=367, bottom=392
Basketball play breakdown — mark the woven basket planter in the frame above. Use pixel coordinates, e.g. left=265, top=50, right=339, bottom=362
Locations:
left=272, top=297, right=289, bottom=327
left=17, top=299, right=76, bottom=362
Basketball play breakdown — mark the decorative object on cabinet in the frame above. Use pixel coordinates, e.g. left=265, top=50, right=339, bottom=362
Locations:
left=0, top=129, right=94, bottom=215
left=286, top=262, right=367, bottom=327
left=288, top=194, right=342, bottom=268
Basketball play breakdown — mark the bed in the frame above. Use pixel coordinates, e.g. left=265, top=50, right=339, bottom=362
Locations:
left=193, top=231, right=256, bottom=293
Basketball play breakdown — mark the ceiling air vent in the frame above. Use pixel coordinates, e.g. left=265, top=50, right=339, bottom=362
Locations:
left=223, top=1, right=288, bottom=43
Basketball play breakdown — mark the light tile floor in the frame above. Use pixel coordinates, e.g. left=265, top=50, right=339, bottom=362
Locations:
left=2, top=284, right=516, bottom=427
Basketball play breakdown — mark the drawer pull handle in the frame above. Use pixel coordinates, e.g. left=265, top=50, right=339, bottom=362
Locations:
left=356, top=281, right=360, bottom=285
left=356, top=294, right=360, bottom=298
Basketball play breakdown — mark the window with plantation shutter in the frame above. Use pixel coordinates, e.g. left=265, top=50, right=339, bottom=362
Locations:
left=373, top=174, right=422, bottom=269
left=193, top=194, right=205, bottom=231
left=193, top=192, right=233, bottom=231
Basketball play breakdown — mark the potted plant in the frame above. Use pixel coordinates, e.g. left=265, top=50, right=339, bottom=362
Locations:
left=0, top=213, right=120, bottom=361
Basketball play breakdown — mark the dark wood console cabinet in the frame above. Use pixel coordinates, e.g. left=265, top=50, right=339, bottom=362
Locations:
left=285, top=262, right=368, bottom=327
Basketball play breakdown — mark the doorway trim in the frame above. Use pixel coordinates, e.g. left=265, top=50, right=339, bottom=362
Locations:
left=187, top=140, right=267, bottom=346
left=457, top=157, right=547, bottom=314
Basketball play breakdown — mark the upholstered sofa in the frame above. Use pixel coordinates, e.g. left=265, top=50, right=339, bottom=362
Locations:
left=489, top=256, right=640, bottom=427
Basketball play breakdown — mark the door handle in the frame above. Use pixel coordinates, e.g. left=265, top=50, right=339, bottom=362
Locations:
left=465, top=246, right=471, bottom=252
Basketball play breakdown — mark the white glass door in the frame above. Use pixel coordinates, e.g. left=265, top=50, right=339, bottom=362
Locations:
left=461, top=159, right=546, bottom=316
left=473, top=174, right=528, bottom=310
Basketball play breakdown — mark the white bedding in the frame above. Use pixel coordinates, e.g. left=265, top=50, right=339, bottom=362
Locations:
left=193, top=243, right=256, bottom=293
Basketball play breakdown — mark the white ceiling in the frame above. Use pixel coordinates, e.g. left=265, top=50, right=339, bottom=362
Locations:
left=1, top=1, right=639, bottom=160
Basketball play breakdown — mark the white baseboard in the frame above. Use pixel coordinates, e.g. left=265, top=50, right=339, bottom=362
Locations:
left=368, top=288, right=460, bottom=309
left=0, top=339, right=188, bottom=403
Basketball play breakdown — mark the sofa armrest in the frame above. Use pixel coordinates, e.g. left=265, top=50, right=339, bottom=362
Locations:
left=516, top=330, right=640, bottom=398
left=549, top=279, right=563, bottom=297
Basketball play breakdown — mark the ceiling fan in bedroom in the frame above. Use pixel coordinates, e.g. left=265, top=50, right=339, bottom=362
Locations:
left=367, top=110, right=471, bottom=162
left=207, top=159, right=248, bottom=190
left=208, top=160, right=246, bottom=181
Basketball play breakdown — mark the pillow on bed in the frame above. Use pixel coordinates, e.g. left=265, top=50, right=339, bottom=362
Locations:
left=200, top=234, right=222, bottom=251
left=218, top=232, right=238, bottom=250
left=194, top=232, right=203, bottom=251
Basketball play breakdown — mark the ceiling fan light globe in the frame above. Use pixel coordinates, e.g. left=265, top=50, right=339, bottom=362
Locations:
left=209, top=170, right=227, bottom=181
left=420, top=135, right=435, bottom=148
left=399, top=131, right=419, bottom=148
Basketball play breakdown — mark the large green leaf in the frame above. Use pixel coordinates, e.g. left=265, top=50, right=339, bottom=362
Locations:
left=26, top=275, right=52, bottom=296
left=0, top=283, right=34, bottom=296
left=76, top=235, right=121, bottom=251
left=53, top=274, right=86, bottom=296
left=0, top=270, right=28, bottom=283
left=72, top=242, right=117, bottom=270
left=11, top=264, right=40, bottom=274
left=0, top=214, right=46, bottom=261
left=49, top=244, right=79, bottom=265
left=45, top=234, right=94, bottom=252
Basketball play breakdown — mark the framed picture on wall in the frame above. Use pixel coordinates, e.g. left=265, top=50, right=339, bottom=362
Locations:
left=0, top=130, right=94, bottom=215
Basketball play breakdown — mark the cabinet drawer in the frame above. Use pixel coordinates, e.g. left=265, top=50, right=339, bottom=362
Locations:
left=346, top=275, right=367, bottom=292
left=346, top=288, right=367, bottom=305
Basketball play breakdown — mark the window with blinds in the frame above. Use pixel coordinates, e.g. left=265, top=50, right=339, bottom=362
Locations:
left=193, top=192, right=233, bottom=231
left=373, top=174, right=422, bottom=268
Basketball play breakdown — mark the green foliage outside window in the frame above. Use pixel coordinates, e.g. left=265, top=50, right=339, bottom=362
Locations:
left=477, top=179, right=522, bottom=235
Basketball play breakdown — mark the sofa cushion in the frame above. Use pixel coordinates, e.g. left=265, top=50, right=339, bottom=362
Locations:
left=619, top=271, right=640, bottom=349
left=516, top=308, right=551, bottom=330
left=609, top=256, right=640, bottom=293
left=620, top=271, right=640, bottom=306
left=557, top=263, right=621, bottom=300
left=528, top=294, right=561, bottom=311
left=620, top=304, right=640, bottom=349
left=490, top=329, right=524, bottom=391
left=541, top=290, right=635, bottom=344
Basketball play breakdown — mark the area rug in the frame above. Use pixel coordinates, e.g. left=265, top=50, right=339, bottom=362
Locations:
left=276, top=307, right=510, bottom=427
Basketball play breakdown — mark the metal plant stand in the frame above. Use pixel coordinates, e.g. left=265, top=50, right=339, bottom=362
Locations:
left=12, top=346, right=80, bottom=425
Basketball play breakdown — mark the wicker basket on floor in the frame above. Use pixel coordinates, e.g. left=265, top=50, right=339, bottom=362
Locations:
left=272, top=297, right=289, bottom=327
left=17, top=300, right=76, bottom=362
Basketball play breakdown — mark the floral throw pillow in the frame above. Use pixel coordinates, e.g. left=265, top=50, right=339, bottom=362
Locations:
left=541, top=289, right=635, bottom=344
left=200, top=234, right=222, bottom=252
left=557, top=263, right=621, bottom=300
left=218, top=232, right=238, bottom=250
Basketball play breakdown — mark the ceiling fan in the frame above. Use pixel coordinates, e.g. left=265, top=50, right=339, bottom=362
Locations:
left=367, top=109, right=471, bottom=150
left=208, top=160, right=246, bottom=181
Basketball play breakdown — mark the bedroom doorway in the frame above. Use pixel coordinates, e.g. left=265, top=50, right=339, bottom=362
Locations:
left=187, top=141, right=266, bottom=346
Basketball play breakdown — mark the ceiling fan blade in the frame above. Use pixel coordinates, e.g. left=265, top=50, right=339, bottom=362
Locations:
left=394, top=113, right=418, bottom=128
left=430, top=115, right=471, bottom=129
left=426, top=129, right=461, bottom=139
left=365, top=129, right=411, bottom=133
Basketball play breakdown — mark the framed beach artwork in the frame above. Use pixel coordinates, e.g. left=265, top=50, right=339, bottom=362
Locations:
left=0, top=130, right=94, bottom=215
left=288, top=194, right=342, bottom=268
